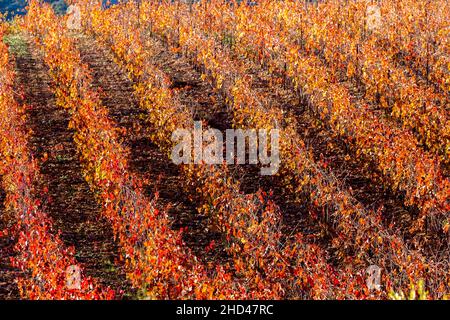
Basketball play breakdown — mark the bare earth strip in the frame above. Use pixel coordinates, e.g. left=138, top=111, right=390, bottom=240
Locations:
left=10, top=35, right=133, bottom=298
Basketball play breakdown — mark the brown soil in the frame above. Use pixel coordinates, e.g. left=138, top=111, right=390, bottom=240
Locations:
left=11, top=37, right=134, bottom=298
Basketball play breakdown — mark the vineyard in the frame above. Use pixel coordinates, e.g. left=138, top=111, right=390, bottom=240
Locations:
left=0, top=0, right=449, bottom=300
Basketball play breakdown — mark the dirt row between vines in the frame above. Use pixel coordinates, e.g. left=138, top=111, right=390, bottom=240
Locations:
left=8, top=35, right=133, bottom=298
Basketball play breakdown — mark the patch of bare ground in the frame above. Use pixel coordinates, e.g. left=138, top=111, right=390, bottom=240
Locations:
left=11, top=35, right=133, bottom=298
